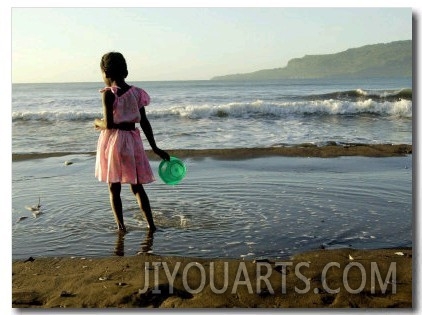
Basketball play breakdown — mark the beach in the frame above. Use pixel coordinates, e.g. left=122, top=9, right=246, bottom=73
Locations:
left=12, top=79, right=413, bottom=309
left=12, top=247, right=412, bottom=308
left=12, top=142, right=413, bottom=161
left=12, top=145, right=413, bottom=309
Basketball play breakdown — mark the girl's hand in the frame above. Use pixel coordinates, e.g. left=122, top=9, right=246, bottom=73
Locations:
left=153, top=147, right=170, bottom=161
left=94, top=118, right=105, bottom=130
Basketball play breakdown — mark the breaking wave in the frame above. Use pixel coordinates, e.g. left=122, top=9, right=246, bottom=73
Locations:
left=12, top=88, right=412, bottom=122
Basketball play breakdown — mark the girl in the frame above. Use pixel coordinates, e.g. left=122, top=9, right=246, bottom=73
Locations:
left=94, top=52, right=169, bottom=233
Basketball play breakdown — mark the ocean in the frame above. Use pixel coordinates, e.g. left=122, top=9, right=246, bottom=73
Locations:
left=12, top=78, right=412, bottom=260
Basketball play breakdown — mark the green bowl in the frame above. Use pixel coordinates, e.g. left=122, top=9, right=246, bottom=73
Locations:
left=158, top=156, right=187, bottom=185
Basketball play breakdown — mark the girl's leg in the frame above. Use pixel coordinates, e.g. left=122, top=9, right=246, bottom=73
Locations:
left=131, top=184, right=157, bottom=232
left=109, top=182, right=126, bottom=231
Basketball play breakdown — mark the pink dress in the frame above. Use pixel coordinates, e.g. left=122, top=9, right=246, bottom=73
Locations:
left=95, top=86, right=155, bottom=184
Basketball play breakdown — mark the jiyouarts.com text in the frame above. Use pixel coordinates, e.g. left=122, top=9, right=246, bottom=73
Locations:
left=138, top=261, right=397, bottom=295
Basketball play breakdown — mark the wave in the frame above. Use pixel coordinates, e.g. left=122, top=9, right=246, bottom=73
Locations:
left=12, top=111, right=100, bottom=122
left=309, top=88, right=412, bottom=102
left=146, top=99, right=412, bottom=119
left=12, top=96, right=412, bottom=123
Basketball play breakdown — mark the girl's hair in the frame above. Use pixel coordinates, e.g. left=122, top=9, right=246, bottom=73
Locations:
left=100, top=52, right=128, bottom=79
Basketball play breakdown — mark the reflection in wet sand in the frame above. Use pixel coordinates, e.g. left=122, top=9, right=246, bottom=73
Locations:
left=114, top=231, right=125, bottom=256
left=139, top=230, right=154, bottom=254
left=114, top=230, right=154, bottom=256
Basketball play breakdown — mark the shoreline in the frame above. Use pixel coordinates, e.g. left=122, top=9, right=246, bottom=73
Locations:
left=12, top=247, right=412, bottom=308
left=12, top=143, right=412, bottom=161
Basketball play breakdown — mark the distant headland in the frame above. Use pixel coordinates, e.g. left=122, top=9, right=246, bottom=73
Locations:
left=211, top=40, right=412, bottom=80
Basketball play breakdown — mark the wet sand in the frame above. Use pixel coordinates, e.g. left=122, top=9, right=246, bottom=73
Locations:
left=12, top=247, right=412, bottom=308
left=12, top=143, right=412, bottom=161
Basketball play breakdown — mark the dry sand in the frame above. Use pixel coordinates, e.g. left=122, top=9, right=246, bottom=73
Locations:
left=12, top=247, right=412, bottom=308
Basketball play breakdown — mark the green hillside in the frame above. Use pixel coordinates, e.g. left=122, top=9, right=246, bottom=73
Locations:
left=211, top=40, right=412, bottom=80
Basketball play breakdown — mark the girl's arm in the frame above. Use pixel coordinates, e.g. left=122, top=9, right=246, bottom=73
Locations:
left=140, top=107, right=170, bottom=161
left=94, top=90, right=115, bottom=129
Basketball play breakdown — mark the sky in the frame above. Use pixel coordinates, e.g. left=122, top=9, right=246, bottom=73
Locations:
left=11, top=6, right=412, bottom=83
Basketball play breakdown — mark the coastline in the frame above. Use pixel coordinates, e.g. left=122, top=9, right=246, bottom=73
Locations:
left=12, top=143, right=412, bottom=161
left=12, top=247, right=412, bottom=308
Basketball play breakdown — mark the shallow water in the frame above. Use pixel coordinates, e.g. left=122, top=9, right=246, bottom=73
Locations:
left=12, top=154, right=412, bottom=260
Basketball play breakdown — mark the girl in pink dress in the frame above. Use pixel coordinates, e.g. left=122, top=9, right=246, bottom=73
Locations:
left=94, top=52, right=169, bottom=232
